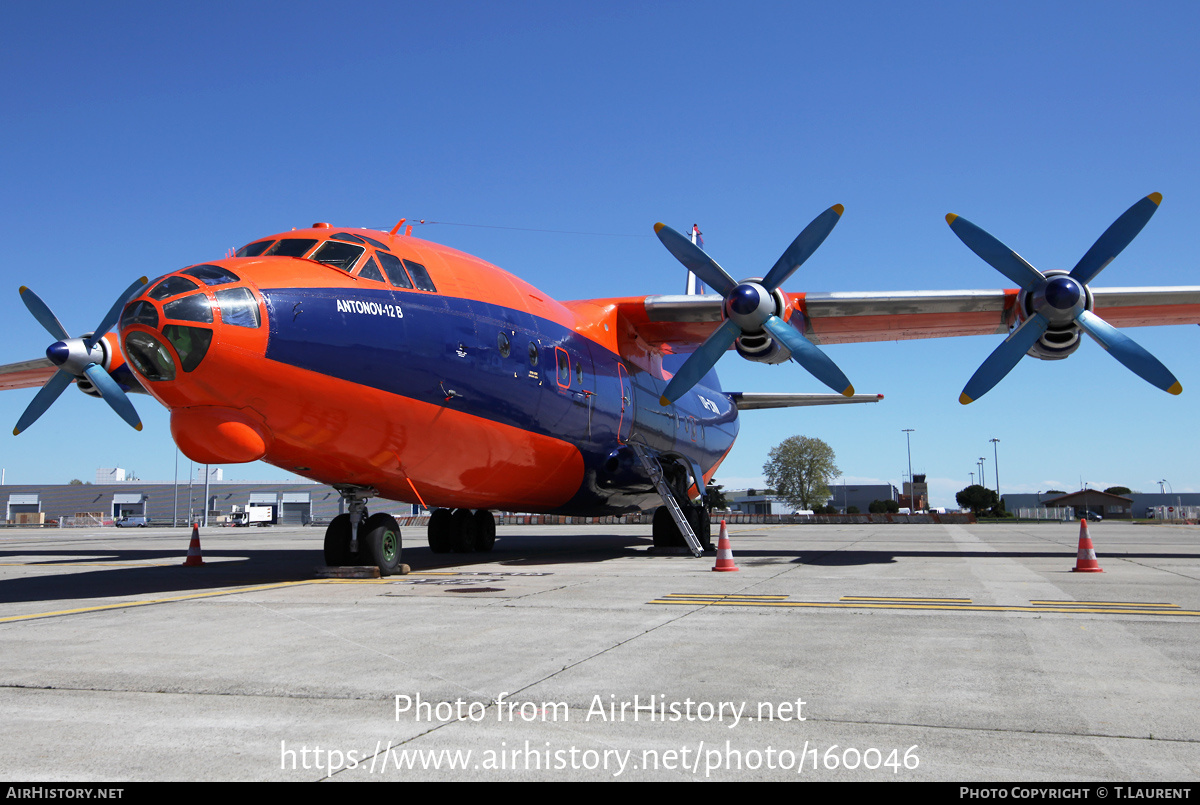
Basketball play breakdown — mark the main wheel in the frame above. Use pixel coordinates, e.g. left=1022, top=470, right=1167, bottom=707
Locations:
left=324, top=513, right=353, bottom=565
left=428, top=508, right=454, bottom=553
left=362, top=512, right=402, bottom=576
left=652, top=506, right=683, bottom=547
left=473, top=509, right=496, bottom=552
left=689, top=507, right=713, bottom=552
left=451, top=508, right=477, bottom=552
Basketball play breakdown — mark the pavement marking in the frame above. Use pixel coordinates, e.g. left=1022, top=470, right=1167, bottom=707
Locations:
left=0, top=578, right=390, bottom=624
left=649, top=592, right=1200, bottom=616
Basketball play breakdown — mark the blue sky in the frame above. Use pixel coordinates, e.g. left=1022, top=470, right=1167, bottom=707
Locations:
left=2, top=1, right=1199, bottom=506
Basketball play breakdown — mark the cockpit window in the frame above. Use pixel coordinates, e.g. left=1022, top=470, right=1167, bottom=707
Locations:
left=235, top=240, right=275, bottom=257
left=377, top=252, right=412, bottom=288
left=357, top=256, right=385, bottom=283
left=310, top=240, right=364, bottom=272
left=148, top=275, right=200, bottom=301
left=182, top=264, right=239, bottom=286
left=215, top=287, right=261, bottom=328
left=120, top=300, right=159, bottom=330
left=358, top=234, right=391, bottom=251
left=330, top=233, right=367, bottom=245
left=264, top=239, right=317, bottom=258
left=163, top=293, right=214, bottom=324
left=403, top=260, right=437, bottom=292
left=162, top=325, right=212, bottom=372
left=124, top=331, right=175, bottom=381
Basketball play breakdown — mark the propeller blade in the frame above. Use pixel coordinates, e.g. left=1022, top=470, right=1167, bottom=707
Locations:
left=659, top=319, right=741, bottom=406
left=19, top=287, right=69, bottom=342
left=946, top=214, right=1045, bottom=290
left=1076, top=309, right=1181, bottom=395
left=83, top=364, right=143, bottom=430
left=761, top=315, right=854, bottom=396
left=959, top=313, right=1050, bottom=404
left=653, top=223, right=737, bottom=296
left=1070, top=193, right=1162, bottom=285
left=86, top=276, right=149, bottom=351
left=14, top=369, right=74, bottom=435
left=761, top=204, right=844, bottom=292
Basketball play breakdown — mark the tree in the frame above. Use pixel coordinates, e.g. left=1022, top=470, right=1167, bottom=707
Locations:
left=1104, top=486, right=1132, bottom=496
left=763, top=436, right=839, bottom=511
left=956, top=484, right=999, bottom=515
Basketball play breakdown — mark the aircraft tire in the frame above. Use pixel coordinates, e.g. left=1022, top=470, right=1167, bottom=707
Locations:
left=362, top=512, right=402, bottom=576
left=323, top=514, right=353, bottom=565
left=690, top=507, right=713, bottom=552
left=652, top=506, right=682, bottom=547
left=428, top=508, right=454, bottom=553
left=451, top=508, right=477, bottom=552
left=473, top=509, right=496, bottom=552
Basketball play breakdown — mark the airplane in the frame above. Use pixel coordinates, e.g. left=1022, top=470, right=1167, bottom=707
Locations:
left=4, top=194, right=1199, bottom=576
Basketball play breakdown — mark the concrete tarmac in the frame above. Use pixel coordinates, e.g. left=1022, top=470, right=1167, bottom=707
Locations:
left=1, top=520, right=1197, bottom=781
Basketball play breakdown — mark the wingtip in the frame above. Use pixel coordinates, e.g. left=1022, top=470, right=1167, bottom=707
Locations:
left=1149, top=192, right=1163, bottom=206
left=945, top=213, right=958, bottom=225
left=959, top=391, right=973, bottom=405
left=1168, top=381, right=1182, bottom=395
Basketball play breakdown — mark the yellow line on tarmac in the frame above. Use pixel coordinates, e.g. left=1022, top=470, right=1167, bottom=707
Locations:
left=1030, top=600, right=1179, bottom=608
left=841, top=596, right=973, bottom=603
left=648, top=598, right=1200, bottom=616
left=0, top=578, right=390, bottom=624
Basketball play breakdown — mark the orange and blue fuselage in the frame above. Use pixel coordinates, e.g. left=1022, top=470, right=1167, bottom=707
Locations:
left=116, top=225, right=737, bottom=514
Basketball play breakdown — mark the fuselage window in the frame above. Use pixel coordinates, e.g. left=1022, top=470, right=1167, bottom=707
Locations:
left=182, top=264, right=240, bottom=286
left=528, top=342, right=539, bottom=367
left=148, top=275, right=200, bottom=301
left=377, top=252, right=413, bottom=288
left=163, top=293, right=214, bottom=324
left=576, top=362, right=583, bottom=385
left=215, top=287, right=261, bottom=328
left=264, top=238, right=318, bottom=258
left=358, top=256, right=386, bottom=283
left=403, top=260, right=437, bottom=292
left=310, top=241, right=364, bottom=272
left=498, top=331, right=511, bottom=358
left=556, top=348, right=570, bottom=388
left=235, top=240, right=275, bottom=257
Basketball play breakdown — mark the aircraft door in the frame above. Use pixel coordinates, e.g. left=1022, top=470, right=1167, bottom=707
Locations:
left=617, top=362, right=634, bottom=443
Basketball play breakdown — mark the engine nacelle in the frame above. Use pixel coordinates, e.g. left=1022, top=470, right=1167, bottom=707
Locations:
left=735, top=333, right=792, bottom=364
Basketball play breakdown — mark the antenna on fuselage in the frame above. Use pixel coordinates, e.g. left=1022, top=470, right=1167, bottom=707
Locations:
left=685, top=224, right=706, bottom=296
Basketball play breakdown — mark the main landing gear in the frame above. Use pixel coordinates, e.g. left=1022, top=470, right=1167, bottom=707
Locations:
left=427, top=508, right=496, bottom=554
left=652, top=503, right=713, bottom=552
left=324, top=486, right=403, bottom=576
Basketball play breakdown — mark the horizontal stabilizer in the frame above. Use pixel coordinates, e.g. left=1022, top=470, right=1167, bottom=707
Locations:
left=728, top=392, right=883, bottom=410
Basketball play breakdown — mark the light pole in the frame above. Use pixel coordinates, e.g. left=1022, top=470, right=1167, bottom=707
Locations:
left=902, top=429, right=914, bottom=511
left=990, top=437, right=1001, bottom=509
left=978, top=457, right=986, bottom=491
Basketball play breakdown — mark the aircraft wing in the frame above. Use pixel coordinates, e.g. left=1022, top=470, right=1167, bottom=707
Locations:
left=728, top=392, right=884, bottom=409
left=593, top=287, right=1200, bottom=351
left=0, top=358, right=55, bottom=391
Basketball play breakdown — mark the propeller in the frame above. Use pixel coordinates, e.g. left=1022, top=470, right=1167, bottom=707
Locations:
left=13, top=277, right=148, bottom=434
left=654, top=205, right=854, bottom=405
left=948, top=192, right=1179, bottom=404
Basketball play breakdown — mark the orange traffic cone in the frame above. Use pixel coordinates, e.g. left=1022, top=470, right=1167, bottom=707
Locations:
left=711, top=520, right=739, bottom=572
left=183, top=523, right=205, bottom=567
left=1071, top=518, right=1103, bottom=573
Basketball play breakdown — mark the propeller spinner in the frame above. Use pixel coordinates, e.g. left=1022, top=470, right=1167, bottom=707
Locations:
left=13, top=278, right=148, bottom=434
left=947, top=193, right=1180, bottom=404
left=654, top=205, right=855, bottom=406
